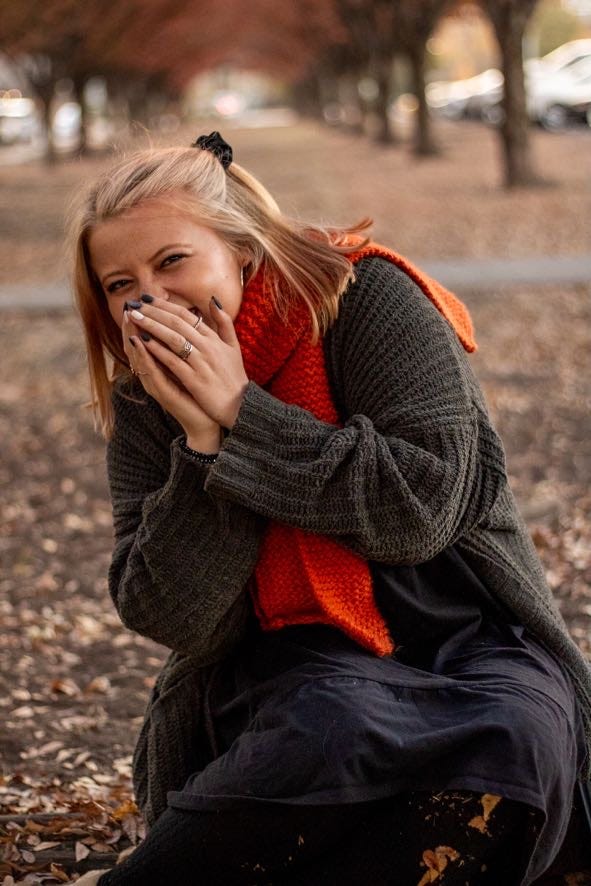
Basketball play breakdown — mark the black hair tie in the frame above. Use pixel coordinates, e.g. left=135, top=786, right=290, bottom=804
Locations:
left=192, top=131, right=233, bottom=170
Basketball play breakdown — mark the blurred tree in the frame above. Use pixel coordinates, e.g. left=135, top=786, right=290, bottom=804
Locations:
left=477, top=0, right=542, bottom=187
left=329, top=0, right=401, bottom=144
left=0, top=0, right=151, bottom=159
left=324, top=1, right=452, bottom=150
left=396, top=0, right=453, bottom=155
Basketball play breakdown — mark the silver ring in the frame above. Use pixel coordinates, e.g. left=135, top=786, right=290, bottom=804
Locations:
left=191, top=313, right=203, bottom=330
left=177, top=339, right=193, bottom=361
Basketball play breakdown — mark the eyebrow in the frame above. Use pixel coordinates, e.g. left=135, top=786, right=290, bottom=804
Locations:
left=101, top=243, right=193, bottom=283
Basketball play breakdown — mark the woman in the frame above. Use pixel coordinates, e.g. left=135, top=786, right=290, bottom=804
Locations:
left=67, top=132, right=589, bottom=885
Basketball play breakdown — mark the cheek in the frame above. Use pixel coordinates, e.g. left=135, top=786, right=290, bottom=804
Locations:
left=107, top=298, right=126, bottom=329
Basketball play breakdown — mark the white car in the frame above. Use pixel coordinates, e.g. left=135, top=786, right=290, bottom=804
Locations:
left=428, top=40, right=591, bottom=130
left=0, top=93, right=43, bottom=145
left=528, top=60, right=591, bottom=130
left=426, top=69, right=503, bottom=120
left=526, top=39, right=591, bottom=79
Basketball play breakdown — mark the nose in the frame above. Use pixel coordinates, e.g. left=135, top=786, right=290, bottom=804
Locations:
left=138, top=281, right=170, bottom=301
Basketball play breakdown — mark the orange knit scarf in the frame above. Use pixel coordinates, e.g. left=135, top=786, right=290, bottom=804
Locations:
left=233, top=243, right=477, bottom=656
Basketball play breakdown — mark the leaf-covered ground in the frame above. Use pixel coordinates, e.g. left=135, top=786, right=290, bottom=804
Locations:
left=1, top=120, right=590, bottom=883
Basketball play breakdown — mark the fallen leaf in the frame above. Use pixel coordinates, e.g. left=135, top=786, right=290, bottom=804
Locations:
left=84, top=676, right=111, bottom=694
left=72, top=752, right=91, bottom=768
left=112, top=801, right=137, bottom=821
left=11, top=706, right=34, bottom=719
left=417, top=845, right=460, bottom=885
left=50, top=678, right=80, bottom=697
left=22, top=740, right=65, bottom=760
left=468, top=793, right=502, bottom=835
left=75, top=842, right=90, bottom=861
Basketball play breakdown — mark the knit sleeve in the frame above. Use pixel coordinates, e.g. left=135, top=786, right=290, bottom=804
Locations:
left=205, top=257, right=508, bottom=565
left=106, top=379, right=265, bottom=660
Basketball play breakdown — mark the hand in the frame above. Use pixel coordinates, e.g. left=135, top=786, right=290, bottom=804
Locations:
left=123, top=307, right=219, bottom=440
left=125, top=296, right=249, bottom=430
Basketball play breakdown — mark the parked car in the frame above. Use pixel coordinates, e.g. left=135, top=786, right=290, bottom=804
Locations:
left=531, top=60, right=591, bottom=130
left=483, top=58, right=591, bottom=130
left=0, top=92, right=43, bottom=145
left=426, top=69, right=503, bottom=121
left=526, top=39, right=591, bottom=79
left=427, top=40, right=591, bottom=131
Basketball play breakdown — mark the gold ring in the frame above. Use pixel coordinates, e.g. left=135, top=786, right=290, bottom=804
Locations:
left=177, top=339, right=193, bottom=361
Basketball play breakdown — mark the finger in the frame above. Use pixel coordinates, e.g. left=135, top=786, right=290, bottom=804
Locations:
left=138, top=296, right=211, bottom=338
left=139, top=334, right=207, bottom=390
left=122, top=312, right=142, bottom=367
left=129, top=308, right=201, bottom=358
left=128, top=335, right=188, bottom=396
left=126, top=335, right=153, bottom=382
left=209, top=296, right=239, bottom=346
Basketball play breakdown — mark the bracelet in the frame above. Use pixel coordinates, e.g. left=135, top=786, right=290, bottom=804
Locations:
left=179, top=438, right=219, bottom=464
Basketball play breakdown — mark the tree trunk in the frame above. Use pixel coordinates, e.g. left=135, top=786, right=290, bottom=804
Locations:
left=408, top=43, right=439, bottom=156
left=337, top=71, right=365, bottom=134
left=35, top=81, right=57, bottom=166
left=373, top=55, right=396, bottom=144
left=482, top=1, right=542, bottom=188
left=72, top=73, right=88, bottom=156
left=292, top=76, right=323, bottom=121
left=126, top=79, right=151, bottom=128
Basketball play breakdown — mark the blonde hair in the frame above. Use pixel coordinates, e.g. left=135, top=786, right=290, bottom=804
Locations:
left=66, top=143, right=372, bottom=438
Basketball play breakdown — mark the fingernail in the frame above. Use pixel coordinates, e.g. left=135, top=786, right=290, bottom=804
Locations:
left=211, top=296, right=223, bottom=310
left=128, top=336, right=137, bottom=347
left=123, top=301, right=129, bottom=311
left=130, top=309, right=144, bottom=321
left=140, top=332, right=151, bottom=341
left=141, top=293, right=154, bottom=303
left=128, top=300, right=142, bottom=309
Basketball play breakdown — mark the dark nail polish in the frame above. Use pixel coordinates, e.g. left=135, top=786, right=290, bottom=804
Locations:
left=141, top=293, right=154, bottom=303
left=123, top=301, right=129, bottom=311
left=128, top=336, right=136, bottom=347
left=128, top=300, right=142, bottom=309
left=140, top=332, right=151, bottom=342
left=212, top=296, right=223, bottom=310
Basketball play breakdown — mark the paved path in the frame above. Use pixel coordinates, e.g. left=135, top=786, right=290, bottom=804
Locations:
left=1, top=254, right=589, bottom=311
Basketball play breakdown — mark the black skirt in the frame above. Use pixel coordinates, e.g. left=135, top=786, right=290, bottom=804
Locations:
left=167, top=546, right=586, bottom=884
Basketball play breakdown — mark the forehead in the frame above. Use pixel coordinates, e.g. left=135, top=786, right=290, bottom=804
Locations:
left=88, top=201, right=211, bottom=265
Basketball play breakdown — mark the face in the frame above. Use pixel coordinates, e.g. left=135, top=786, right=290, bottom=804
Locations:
left=88, top=198, right=245, bottom=329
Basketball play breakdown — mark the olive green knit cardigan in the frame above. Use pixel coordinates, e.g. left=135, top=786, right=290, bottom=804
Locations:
left=106, top=257, right=591, bottom=828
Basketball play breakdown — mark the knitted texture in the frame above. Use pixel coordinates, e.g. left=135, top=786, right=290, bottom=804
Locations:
left=105, top=256, right=591, bottom=828
left=232, top=243, right=476, bottom=656
left=345, top=242, right=477, bottom=354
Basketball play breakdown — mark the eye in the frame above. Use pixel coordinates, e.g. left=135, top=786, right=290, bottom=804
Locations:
left=106, top=279, right=132, bottom=294
left=161, top=253, right=186, bottom=268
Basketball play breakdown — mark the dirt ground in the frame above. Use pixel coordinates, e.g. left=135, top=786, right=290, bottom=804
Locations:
left=1, top=118, right=591, bottom=880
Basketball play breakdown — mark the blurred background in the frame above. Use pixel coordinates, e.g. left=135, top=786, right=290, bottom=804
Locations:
left=2, top=0, right=591, bottom=168
left=1, top=1, right=591, bottom=879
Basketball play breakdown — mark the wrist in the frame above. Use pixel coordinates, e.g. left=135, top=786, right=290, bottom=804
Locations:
left=180, top=438, right=219, bottom=464
left=225, top=380, right=249, bottom=430
left=185, top=425, right=222, bottom=454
